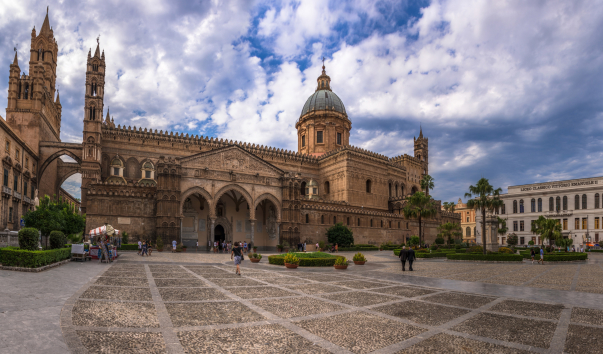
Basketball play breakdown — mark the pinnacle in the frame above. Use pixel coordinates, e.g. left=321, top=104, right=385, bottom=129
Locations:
left=55, top=90, right=61, bottom=105
left=40, top=8, right=51, bottom=36
left=12, top=51, right=18, bottom=66
left=94, top=43, right=100, bottom=58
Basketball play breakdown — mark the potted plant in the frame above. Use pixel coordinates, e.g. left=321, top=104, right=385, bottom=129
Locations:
left=353, top=252, right=366, bottom=265
left=253, top=246, right=258, bottom=253
left=156, top=237, right=164, bottom=252
left=284, top=253, right=299, bottom=269
left=276, top=244, right=283, bottom=252
left=250, top=253, right=262, bottom=263
left=334, top=257, right=348, bottom=270
left=182, top=245, right=187, bottom=252
left=175, top=243, right=183, bottom=253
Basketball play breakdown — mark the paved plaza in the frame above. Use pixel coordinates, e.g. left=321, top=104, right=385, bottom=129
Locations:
left=3, top=251, right=603, bottom=353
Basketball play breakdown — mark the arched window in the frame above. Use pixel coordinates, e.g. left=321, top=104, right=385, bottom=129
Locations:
left=366, top=180, right=372, bottom=193
left=513, top=200, right=518, bottom=213
left=324, top=181, right=330, bottom=194
left=305, top=214, right=309, bottom=223
left=596, top=194, right=600, bottom=209
left=502, top=204, right=506, bottom=214
left=466, top=226, right=471, bottom=236
left=300, top=182, right=306, bottom=196
left=549, top=197, right=553, bottom=211
left=333, top=216, right=336, bottom=224
left=370, top=219, right=373, bottom=227
left=531, top=199, right=536, bottom=212
left=24, top=83, right=29, bottom=100
left=582, top=194, right=587, bottom=209
left=357, top=218, right=360, bottom=226
left=406, top=222, right=409, bottom=229
left=321, top=215, right=324, bottom=224
left=141, top=161, right=155, bottom=179
left=519, top=200, right=524, bottom=213
left=398, top=221, right=400, bottom=228
left=563, top=196, right=568, bottom=210
left=575, top=195, right=580, bottom=210
left=380, top=220, right=383, bottom=228
left=400, top=185, right=404, bottom=196
left=389, top=183, right=392, bottom=198
left=347, top=217, right=350, bottom=225
left=556, top=197, right=561, bottom=212
left=537, top=198, right=542, bottom=212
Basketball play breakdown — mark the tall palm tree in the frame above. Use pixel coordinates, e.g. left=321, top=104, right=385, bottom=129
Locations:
left=442, top=201, right=456, bottom=212
left=420, top=175, right=435, bottom=195
left=437, top=222, right=462, bottom=244
left=531, top=215, right=561, bottom=246
left=465, top=178, right=503, bottom=255
left=403, top=191, right=438, bottom=244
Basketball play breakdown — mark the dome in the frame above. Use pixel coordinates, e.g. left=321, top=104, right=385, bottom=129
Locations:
left=300, top=90, right=347, bottom=117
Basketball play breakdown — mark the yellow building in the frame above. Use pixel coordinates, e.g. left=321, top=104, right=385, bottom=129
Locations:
left=455, top=198, right=476, bottom=243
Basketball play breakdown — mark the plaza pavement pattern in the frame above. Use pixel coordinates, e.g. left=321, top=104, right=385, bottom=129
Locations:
left=56, top=251, right=603, bottom=354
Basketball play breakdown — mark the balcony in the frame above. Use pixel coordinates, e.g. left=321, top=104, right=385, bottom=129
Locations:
left=13, top=191, right=21, bottom=200
left=23, top=196, right=31, bottom=204
left=2, top=186, right=12, bottom=197
left=545, top=210, right=572, bottom=217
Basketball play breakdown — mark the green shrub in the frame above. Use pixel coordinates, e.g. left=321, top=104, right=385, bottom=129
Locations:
left=455, top=249, right=467, bottom=253
left=251, top=253, right=262, bottom=260
left=279, top=252, right=336, bottom=258
left=334, top=257, right=348, bottom=266
left=416, top=252, right=447, bottom=258
left=268, top=253, right=344, bottom=266
left=468, top=245, right=483, bottom=253
left=284, top=253, right=299, bottom=265
left=352, top=252, right=366, bottom=262
left=434, top=237, right=445, bottom=245
left=521, top=253, right=588, bottom=261
left=498, top=247, right=514, bottom=254
left=430, top=244, right=439, bottom=251
left=176, top=243, right=183, bottom=252
left=0, top=247, right=70, bottom=268
left=339, top=246, right=379, bottom=251
left=122, top=232, right=129, bottom=244
left=18, top=227, right=39, bottom=251
left=446, top=253, right=523, bottom=261
left=318, top=241, right=326, bottom=250
left=156, top=237, right=164, bottom=250
left=49, top=231, right=66, bottom=250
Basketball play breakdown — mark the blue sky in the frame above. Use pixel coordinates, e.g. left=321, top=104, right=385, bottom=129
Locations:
left=1, top=0, right=603, bottom=203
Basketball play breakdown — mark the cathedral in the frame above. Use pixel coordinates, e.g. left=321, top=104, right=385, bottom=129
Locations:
left=2, top=11, right=459, bottom=248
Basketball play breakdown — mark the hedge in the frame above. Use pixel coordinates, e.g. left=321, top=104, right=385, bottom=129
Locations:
left=446, top=253, right=523, bottom=261
left=339, top=246, right=379, bottom=251
left=455, top=249, right=467, bottom=253
left=587, top=250, right=603, bottom=253
left=521, top=252, right=588, bottom=261
left=268, top=255, right=345, bottom=266
left=0, top=247, right=71, bottom=268
left=393, top=250, right=447, bottom=258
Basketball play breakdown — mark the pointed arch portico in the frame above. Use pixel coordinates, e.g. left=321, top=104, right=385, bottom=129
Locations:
left=253, top=193, right=282, bottom=222
left=179, top=186, right=213, bottom=216
left=211, top=184, right=253, bottom=218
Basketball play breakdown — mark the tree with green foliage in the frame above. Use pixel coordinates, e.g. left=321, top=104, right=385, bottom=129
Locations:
left=23, top=195, right=86, bottom=247
left=506, top=233, right=518, bottom=247
left=403, top=191, right=438, bottom=244
left=465, top=178, right=504, bottom=255
left=437, top=222, right=462, bottom=244
left=49, top=231, right=67, bottom=249
left=420, top=175, right=435, bottom=195
left=528, top=240, right=535, bottom=246
left=434, top=237, right=445, bottom=245
left=122, top=232, right=129, bottom=245
left=18, top=227, right=39, bottom=251
left=531, top=215, right=561, bottom=246
left=408, top=235, right=420, bottom=247
left=497, top=217, right=508, bottom=237
left=442, top=201, right=456, bottom=212
left=326, top=223, right=354, bottom=247
left=555, top=236, right=573, bottom=252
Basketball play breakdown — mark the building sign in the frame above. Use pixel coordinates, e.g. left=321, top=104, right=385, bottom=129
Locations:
left=118, top=217, right=131, bottom=225
left=519, top=180, right=598, bottom=192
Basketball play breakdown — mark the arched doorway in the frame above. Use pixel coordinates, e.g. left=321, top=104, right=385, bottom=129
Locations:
left=214, top=225, right=225, bottom=242
left=180, top=190, right=211, bottom=250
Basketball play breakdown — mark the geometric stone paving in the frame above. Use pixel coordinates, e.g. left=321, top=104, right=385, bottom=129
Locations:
left=55, top=251, right=603, bottom=353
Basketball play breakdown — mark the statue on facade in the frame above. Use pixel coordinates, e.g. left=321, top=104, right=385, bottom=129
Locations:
left=33, top=189, right=40, bottom=211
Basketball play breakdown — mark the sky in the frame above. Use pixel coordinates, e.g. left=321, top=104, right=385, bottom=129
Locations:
left=1, top=0, right=603, bottom=203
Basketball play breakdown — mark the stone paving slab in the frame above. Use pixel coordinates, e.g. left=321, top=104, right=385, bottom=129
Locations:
left=252, top=297, right=347, bottom=318
left=370, top=285, right=438, bottom=297
left=564, top=324, right=603, bottom=354
left=80, top=286, right=153, bottom=301
left=71, top=300, right=160, bottom=328
left=570, top=307, right=603, bottom=326
left=396, top=332, right=532, bottom=354
left=94, top=276, right=149, bottom=287
left=77, top=330, right=166, bottom=353
left=283, top=283, right=349, bottom=294
left=225, top=285, right=300, bottom=299
left=158, top=287, right=230, bottom=301
left=373, top=300, right=471, bottom=326
left=154, top=279, right=208, bottom=287
left=165, top=302, right=265, bottom=326
left=489, top=299, right=565, bottom=320
left=320, top=291, right=400, bottom=307
left=421, top=292, right=496, bottom=309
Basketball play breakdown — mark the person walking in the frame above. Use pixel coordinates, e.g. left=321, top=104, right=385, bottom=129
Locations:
left=231, top=241, right=244, bottom=275
left=316, top=242, right=319, bottom=251
left=407, top=246, right=416, bottom=271
left=537, top=247, right=544, bottom=264
left=399, top=246, right=408, bottom=271
left=243, top=241, right=247, bottom=253
left=530, top=248, right=535, bottom=264
left=137, top=240, right=142, bottom=255
left=335, top=243, right=338, bottom=253
left=148, top=242, right=152, bottom=256
left=172, top=239, right=177, bottom=253
left=141, top=241, right=148, bottom=257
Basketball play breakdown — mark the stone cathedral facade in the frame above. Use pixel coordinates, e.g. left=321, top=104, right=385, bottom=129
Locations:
left=4, top=11, right=459, bottom=248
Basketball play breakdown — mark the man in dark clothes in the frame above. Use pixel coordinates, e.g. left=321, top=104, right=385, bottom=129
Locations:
left=399, top=246, right=408, bottom=271
left=408, top=247, right=416, bottom=271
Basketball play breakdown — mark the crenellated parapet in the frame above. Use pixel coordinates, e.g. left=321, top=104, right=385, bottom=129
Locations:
left=301, top=200, right=406, bottom=219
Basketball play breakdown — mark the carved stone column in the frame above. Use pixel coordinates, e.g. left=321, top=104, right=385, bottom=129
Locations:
left=210, top=218, right=216, bottom=250
left=250, top=219, right=255, bottom=248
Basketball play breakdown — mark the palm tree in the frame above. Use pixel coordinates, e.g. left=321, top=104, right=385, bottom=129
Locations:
left=442, top=201, right=456, bottom=212
left=403, top=191, right=438, bottom=245
left=465, top=178, right=503, bottom=255
left=531, top=215, right=561, bottom=246
left=420, top=175, right=435, bottom=195
left=438, top=222, right=462, bottom=244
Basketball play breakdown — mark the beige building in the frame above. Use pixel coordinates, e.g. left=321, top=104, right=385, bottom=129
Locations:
left=454, top=198, right=477, bottom=243
left=4, top=10, right=460, bottom=248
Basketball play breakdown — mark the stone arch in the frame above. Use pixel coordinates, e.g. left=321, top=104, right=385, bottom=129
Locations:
left=180, top=186, right=213, bottom=216
left=39, top=149, right=82, bottom=182
left=125, top=157, right=140, bottom=179
left=56, top=166, right=82, bottom=198
left=212, top=184, right=253, bottom=216
left=253, top=193, right=281, bottom=221
left=214, top=216, right=233, bottom=242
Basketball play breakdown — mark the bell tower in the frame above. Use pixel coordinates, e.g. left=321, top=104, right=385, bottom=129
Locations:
left=414, top=127, right=429, bottom=175
left=81, top=38, right=105, bottom=213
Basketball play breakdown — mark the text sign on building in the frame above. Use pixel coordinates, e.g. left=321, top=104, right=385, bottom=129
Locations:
left=118, top=217, right=131, bottom=225
left=519, top=180, right=598, bottom=192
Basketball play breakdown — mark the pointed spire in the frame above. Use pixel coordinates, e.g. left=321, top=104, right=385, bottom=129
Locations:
left=105, top=108, right=110, bottom=123
left=94, top=35, right=101, bottom=58
left=12, top=50, right=18, bottom=66
left=55, top=90, right=61, bottom=105
left=419, top=125, right=423, bottom=139
left=40, top=7, right=51, bottom=37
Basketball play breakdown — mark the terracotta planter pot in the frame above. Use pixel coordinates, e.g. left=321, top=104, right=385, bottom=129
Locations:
left=353, top=261, right=366, bottom=265
left=182, top=248, right=187, bottom=252
left=250, top=258, right=261, bottom=263
left=285, top=263, right=298, bottom=269
left=334, top=265, right=348, bottom=269
left=157, top=249, right=163, bottom=252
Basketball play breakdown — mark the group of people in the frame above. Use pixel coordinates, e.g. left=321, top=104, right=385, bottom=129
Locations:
left=137, top=240, right=152, bottom=256
left=398, top=246, right=416, bottom=271
left=208, top=240, right=252, bottom=253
